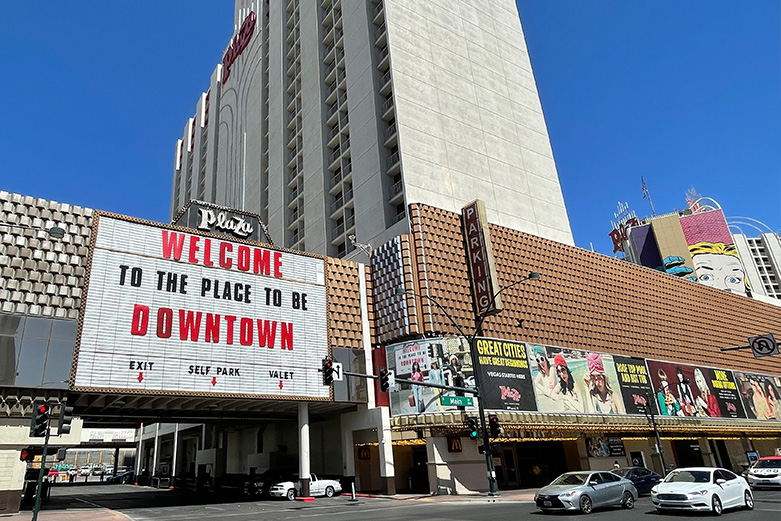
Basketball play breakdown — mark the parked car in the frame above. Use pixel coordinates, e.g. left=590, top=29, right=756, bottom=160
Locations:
left=106, top=469, right=134, bottom=484
left=268, top=473, right=342, bottom=500
left=47, top=469, right=59, bottom=479
left=534, top=471, right=637, bottom=514
left=66, top=468, right=78, bottom=477
left=746, top=456, right=781, bottom=490
left=612, top=466, right=662, bottom=495
left=103, top=466, right=114, bottom=475
left=245, top=469, right=297, bottom=497
left=78, top=465, right=93, bottom=477
left=91, top=466, right=104, bottom=476
left=651, top=467, right=753, bottom=515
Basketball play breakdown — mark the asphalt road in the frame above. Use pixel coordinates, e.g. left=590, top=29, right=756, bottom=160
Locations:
left=33, top=484, right=781, bottom=521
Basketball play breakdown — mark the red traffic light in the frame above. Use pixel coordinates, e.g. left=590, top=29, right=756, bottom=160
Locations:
left=38, top=404, right=50, bottom=414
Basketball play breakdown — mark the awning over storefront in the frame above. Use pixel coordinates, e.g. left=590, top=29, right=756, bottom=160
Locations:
left=390, top=411, right=781, bottom=438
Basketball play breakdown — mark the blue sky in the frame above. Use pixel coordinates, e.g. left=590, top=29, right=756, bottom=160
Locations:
left=1, top=1, right=778, bottom=256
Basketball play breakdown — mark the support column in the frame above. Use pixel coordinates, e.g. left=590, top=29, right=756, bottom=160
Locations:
left=113, top=447, right=119, bottom=477
left=358, top=264, right=375, bottom=407
left=299, top=402, right=310, bottom=497
left=700, top=438, right=717, bottom=467
left=377, top=406, right=395, bottom=495
left=171, top=424, right=180, bottom=488
left=135, top=423, right=144, bottom=483
left=341, top=425, right=355, bottom=490
left=152, top=424, right=160, bottom=478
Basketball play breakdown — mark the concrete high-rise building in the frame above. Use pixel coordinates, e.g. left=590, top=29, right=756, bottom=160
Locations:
left=732, top=232, right=781, bottom=302
left=171, top=0, right=574, bottom=258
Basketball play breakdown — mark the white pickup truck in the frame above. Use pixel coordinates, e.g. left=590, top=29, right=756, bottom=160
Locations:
left=268, top=473, right=342, bottom=500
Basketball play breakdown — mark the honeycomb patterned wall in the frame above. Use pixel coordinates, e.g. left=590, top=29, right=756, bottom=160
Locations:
left=0, top=192, right=92, bottom=319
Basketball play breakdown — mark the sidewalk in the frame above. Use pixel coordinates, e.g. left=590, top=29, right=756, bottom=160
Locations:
left=2, top=509, right=130, bottom=521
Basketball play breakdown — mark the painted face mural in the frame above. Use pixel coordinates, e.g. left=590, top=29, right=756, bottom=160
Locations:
left=689, top=242, right=747, bottom=296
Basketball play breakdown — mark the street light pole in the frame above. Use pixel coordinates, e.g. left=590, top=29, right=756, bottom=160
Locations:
left=644, top=393, right=668, bottom=476
left=398, top=271, right=540, bottom=497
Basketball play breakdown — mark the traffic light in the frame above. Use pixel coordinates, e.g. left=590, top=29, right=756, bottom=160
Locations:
left=57, top=405, right=74, bottom=435
left=466, top=417, right=480, bottom=440
left=20, top=446, right=42, bottom=462
left=378, top=367, right=391, bottom=392
left=30, top=401, right=51, bottom=438
left=488, top=414, right=503, bottom=438
left=322, top=358, right=334, bottom=386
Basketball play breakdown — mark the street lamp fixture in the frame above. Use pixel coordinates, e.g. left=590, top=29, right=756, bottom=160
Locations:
left=0, top=222, right=66, bottom=239
left=395, top=271, right=541, bottom=496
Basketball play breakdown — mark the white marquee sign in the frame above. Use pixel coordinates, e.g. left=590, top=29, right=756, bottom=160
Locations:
left=73, top=214, right=330, bottom=400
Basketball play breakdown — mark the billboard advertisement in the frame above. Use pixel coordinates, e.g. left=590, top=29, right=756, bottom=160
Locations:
left=733, top=372, right=781, bottom=421
left=647, top=361, right=745, bottom=419
left=613, top=356, right=654, bottom=415
left=73, top=214, right=330, bottom=399
left=385, top=337, right=477, bottom=415
left=528, top=345, right=626, bottom=415
left=475, top=338, right=536, bottom=411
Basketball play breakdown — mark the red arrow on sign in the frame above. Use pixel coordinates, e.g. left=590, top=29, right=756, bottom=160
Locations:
left=211, top=377, right=217, bottom=386
left=137, top=372, right=143, bottom=382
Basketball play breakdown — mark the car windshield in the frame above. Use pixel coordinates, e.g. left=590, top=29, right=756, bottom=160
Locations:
left=612, top=468, right=630, bottom=477
left=551, top=473, right=589, bottom=486
left=664, top=470, right=711, bottom=483
left=754, top=459, right=781, bottom=469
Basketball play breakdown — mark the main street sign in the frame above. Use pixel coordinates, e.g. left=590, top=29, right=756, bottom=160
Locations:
left=73, top=213, right=329, bottom=400
left=440, top=395, right=474, bottom=407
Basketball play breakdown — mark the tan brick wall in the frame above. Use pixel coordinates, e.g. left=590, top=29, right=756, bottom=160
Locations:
left=378, top=203, right=781, bottom=376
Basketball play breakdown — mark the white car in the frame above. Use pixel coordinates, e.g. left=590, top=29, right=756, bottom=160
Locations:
left=651, top=467, right=754, bottom=516
left=78, top=465, right=93, bottom=476
left=746, top=456, right=781, bottom=489
left=268, top=473, right=342, bottom=500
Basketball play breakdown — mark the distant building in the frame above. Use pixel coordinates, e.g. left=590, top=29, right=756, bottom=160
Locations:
left=620, top=197, right=781, bottom=306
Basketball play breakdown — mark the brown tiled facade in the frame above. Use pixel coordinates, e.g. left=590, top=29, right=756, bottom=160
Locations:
left=375, top=203, right=781, bottom=377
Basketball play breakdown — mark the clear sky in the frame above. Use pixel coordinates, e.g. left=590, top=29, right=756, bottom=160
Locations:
left=1, top=1, right=778, bottom=256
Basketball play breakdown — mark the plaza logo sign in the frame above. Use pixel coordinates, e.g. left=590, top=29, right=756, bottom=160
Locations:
left=197, top=207, right=254, bottom=238
left=222, top=11, right=256, bottom=83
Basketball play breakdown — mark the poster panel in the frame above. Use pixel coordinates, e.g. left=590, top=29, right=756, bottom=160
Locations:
left=647, top=360, right=746, bottom=419
left=527, top=345, right=626, bottom=415
left=733, top=372, right=781, bottom=421
left=613, top=356, right=654, bottom=415
left=586, top=437, right=625, bottom=458
left=475, top=338, right=537, bottom=411
left=385, top=337, right=477, bottom=416
left=73, top=214, right=330, bottom=399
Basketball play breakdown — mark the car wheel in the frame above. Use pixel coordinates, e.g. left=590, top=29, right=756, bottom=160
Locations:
left=580, top=494, right=593, bottom=514
left=286, top=488, right=296, bottom=501
left=712, top=495, right=722, bottom=516
left=744, top=490, right=754, bottom=510
left=325, top=486, right=334, bottom=498
left=621, top=491, right=634, bottom=509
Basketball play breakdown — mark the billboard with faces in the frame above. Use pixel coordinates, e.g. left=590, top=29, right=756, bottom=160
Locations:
left=646, top=360, right=746, bottom=419
left=733, top=371, right=781, bottom=421
left=384, top=337, right=478, bottom=416
left=527, top=344, right=626, bottom=415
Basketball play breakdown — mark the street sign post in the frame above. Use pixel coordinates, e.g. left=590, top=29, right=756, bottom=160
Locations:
left=332, top=362, right=344, bottom=382
left=749, top=334, right=778, bottom=359
left=440, top=395, right=474, bottom=407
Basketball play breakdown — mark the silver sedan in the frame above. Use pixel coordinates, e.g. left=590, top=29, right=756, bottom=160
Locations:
left=535, top=471, right=638, bottom=514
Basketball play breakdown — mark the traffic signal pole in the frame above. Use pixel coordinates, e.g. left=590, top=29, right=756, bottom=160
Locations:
left=31, top=419, right=51, bottom=521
